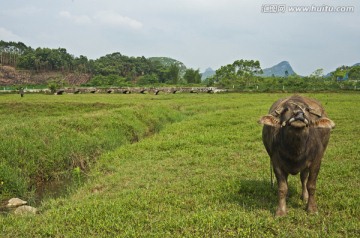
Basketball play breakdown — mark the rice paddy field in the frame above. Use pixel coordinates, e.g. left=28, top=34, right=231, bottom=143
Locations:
left=0, top=92, right=359, bottom=237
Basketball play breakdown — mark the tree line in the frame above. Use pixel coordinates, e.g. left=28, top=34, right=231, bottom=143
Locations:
left=0, top=41, right=202, bottom=86
left=205, top=59, right=360, bottom=91
left=1, top=40, right=359, bottom=91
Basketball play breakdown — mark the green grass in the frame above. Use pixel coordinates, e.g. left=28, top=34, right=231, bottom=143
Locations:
left=0, top=93, right=359, bottom=237
left=0, top=94, right=185, bottom=202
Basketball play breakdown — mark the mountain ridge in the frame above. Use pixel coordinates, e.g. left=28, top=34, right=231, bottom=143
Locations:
left=260, top=61, right=296, bottom=77
left=201, top=67, right=215, bottom=80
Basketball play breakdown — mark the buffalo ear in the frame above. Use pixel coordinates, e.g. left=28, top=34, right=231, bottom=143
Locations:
left=258, top=115, right=280, bottom=127
left=314, top=118, right=335, bottom=129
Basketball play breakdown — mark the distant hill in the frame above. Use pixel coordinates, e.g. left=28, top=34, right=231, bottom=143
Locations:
left=201, top=67, right=215, bottom=80
left=148, top=57, right=187, bottom=76
left=261, top=61, right=296, bottom=77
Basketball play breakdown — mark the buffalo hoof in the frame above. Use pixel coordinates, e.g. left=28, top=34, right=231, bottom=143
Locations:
left=306, top=205, right=318, bottom=215
left=275, top=209, right=287, bottom=217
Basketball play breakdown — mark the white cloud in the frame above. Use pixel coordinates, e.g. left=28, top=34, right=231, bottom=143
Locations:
left=74, top=15, right=92, bottom=25
left=59, top=11, right=72, bottom=19
left=58, top=10, right=143, bottom=29
left=93, top=11, right=143, bottom=29
left=59, top=11, right=92, bottom=25
left=0, top=27, right=22, bottom=41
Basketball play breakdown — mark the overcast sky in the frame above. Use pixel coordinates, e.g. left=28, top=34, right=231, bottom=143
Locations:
left=1, top=0, right=359, bottom=75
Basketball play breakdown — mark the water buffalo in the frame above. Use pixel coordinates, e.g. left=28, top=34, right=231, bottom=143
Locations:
left=259, top=95, right=335, bottom=216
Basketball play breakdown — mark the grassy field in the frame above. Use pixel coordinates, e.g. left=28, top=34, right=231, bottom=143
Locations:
left=0, top=93, right=359, bottom=237
left=0, top=93, right=185, bottom=203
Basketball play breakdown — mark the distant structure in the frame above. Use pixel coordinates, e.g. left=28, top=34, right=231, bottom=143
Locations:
left=19, top=88, right=24, bottom=97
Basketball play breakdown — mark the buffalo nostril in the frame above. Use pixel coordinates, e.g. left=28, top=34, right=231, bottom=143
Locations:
left=295, top=112, right=304, bottom=118
left=294, top=112, right=305, bottom=121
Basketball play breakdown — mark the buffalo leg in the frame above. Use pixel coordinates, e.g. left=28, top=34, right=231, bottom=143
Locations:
left=306, top=163, right=321, bottom=214
left=300, top=169, right=309, bottom=202
left=274, top=168, right=288, bottom=216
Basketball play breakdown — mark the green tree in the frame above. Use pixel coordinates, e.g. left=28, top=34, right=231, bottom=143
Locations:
left=214, top=59, right=262, bottom=88
left=184, top=68, right=201, bottom=84
left=214, top=64, right=236, bottom=87
left=203, top=76, right=215, bottom=86
left=333, top=66, right=349, bottom=80
left=0, top=41, right=29, bottom=67
left=348, top=66, right=360, bottom=80
left=310, top=68, right=324, bottom=78
left=47, top=78, right=65, bottom=93
left=73, top=55, right=90, bottom=73
left=137, top=74, right=159, bottom=85
left=167, top=63, right=180, bottom=84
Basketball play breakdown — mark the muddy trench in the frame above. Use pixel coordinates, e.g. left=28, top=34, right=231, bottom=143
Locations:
left=0, top=121, right=164, bottom=215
